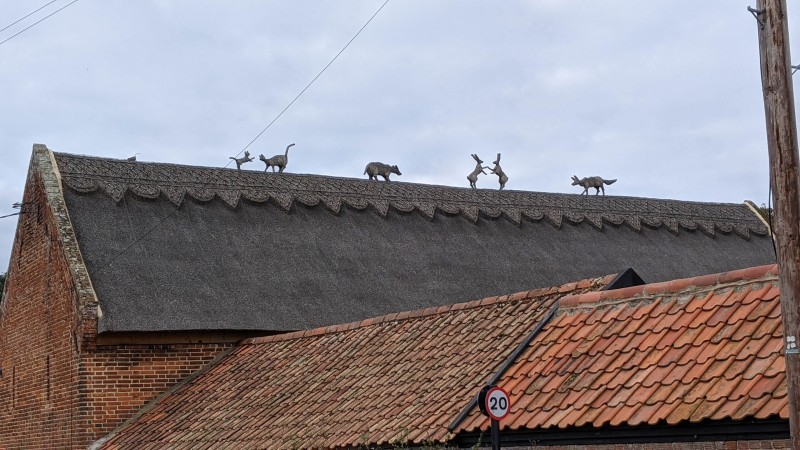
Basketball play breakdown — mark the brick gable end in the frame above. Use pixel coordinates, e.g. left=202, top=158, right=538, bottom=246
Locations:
left=0, top=155, right=234, bottom=449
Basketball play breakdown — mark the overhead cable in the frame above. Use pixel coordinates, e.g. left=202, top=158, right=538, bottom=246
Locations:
left=0, top=0, right=80, bottom=47
left=236, top=0, right=391, bottom=156
left=0, top=0, right=61, bottom=34
left=97, top=1, right=391, bottom=270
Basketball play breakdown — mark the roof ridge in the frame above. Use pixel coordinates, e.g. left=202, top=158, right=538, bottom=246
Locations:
left=560, top=264, right=779, bottom=309
left=30, top=146, right=100, bottom=314
left=52, top=151, right=770, bottom=236
left=242, top=274, right=616, bottom=346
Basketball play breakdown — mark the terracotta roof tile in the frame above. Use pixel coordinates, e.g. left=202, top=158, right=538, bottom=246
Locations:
left=454, top=264, right=786, bottom=435
left=97, top=275, right=611, bottom=449
left=97, top=265, right=788, bottom=448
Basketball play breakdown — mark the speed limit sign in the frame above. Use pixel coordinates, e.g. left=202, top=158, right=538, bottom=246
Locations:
left=485, top=386, right=511, bottom=421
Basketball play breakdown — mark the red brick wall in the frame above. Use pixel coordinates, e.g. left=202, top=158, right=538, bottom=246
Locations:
left=0, top=158, right=235, bottom=449
left=79, top=342, right=231, bottom=439
left=0, top=170, right=82, bottom=448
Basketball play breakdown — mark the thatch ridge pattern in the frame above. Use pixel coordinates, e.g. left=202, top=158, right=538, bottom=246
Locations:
left=54, top=152, right=768, bottom=237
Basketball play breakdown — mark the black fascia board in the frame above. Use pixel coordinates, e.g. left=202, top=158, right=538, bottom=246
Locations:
left=454, top=417, right=789, bottom=448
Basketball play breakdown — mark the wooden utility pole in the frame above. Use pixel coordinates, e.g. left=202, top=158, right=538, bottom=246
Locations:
left=752, top=0, right=800, bottom=447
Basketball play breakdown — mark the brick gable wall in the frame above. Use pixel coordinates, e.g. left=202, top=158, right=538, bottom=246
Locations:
left=0, top=156, right=234, bottom=449
left=0, top=169, right=83, bottom=448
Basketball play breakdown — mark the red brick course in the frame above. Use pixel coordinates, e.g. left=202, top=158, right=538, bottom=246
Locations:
left=0, top=157, right=233, bottom=449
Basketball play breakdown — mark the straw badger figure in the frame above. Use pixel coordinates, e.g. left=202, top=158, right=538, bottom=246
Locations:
left=488, top=153, right=508, bottom=190
left=571, top=175, right=617, bottom=195
left=364, top=162, right=402, bottom=181
left=259, top=143, right=295, bottom=173
left=229, top=151, right=254, bottom=171
left=467, top=154, right=489, bottom=189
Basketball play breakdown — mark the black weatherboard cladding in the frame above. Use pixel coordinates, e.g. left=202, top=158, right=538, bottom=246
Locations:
left=53, top=153, right=774, bottom=333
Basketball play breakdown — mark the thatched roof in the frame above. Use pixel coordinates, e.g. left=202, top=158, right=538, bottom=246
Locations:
left=46, top=149, right=773, bottom=333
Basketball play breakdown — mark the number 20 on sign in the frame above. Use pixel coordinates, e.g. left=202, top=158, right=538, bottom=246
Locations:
left=485, top=386, right=511, bottom=421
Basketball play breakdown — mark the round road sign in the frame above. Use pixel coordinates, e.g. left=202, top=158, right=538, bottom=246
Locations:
left=485, top=386, right=510, bottom=421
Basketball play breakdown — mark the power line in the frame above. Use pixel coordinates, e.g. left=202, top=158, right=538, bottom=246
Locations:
left=0, top=0, right=62, bottom=34
left=97, top=0, right=391, bottom=270
left=237, top=0, right=391, bottom=156
left=0, top=0, right=80, bottom=47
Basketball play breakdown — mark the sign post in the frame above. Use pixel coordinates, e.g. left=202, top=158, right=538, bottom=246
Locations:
left=477, top=385, right=511, bottom=450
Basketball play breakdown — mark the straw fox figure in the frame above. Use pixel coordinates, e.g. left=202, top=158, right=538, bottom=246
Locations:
left=571, top=175, right=617, bottom=195
left=364, top=162, right=402, bottom=181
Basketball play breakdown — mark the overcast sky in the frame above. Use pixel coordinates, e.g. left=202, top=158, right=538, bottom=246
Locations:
left=1, top=1, right=798, bottom=272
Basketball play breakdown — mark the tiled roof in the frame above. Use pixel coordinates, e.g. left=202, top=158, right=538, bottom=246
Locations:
left=454, top=264, right=786, bottom=434
left=94, top=275, right=614, bottom=450
left=95, top=265, right=788, bottom=449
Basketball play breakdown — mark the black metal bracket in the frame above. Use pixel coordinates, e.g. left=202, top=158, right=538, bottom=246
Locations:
left=1, top=202, right=39, bottom=219
left=747, top=6, right=766, bottom=30
left=13, top=202, right=39, bottom=216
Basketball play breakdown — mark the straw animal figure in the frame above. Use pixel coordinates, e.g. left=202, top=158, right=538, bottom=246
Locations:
left=229, top=151, right=254, bottom=171
left=488, top=153, right=508, bottom=190
left=467, top=154, right=489, bottom=189
left=364, top=162, right=402, bottom=181
left=259, top=143, right=295, bottom=173
left=571, top=175, right=617, bottom=195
